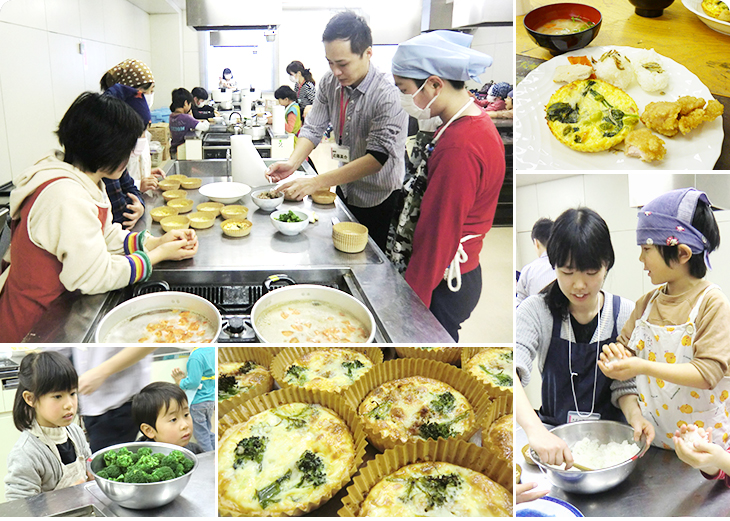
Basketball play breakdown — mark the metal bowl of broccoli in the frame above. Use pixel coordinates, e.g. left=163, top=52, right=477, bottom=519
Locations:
left=87, top=441, right=198, bottom=509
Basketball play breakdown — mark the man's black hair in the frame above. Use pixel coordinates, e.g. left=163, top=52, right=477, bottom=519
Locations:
left=132, top=382, right=188, bottom=433
left=531, top=217, right=554, bottom=245
left=655, top=200, right=720, bottom=279
left=191, top=87, right=208, bottom=100
left=57, top=92, right=143, bottom=175
left=322, top=11, right=372, bottom=56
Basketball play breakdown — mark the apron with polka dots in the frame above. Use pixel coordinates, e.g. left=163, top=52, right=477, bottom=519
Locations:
left=630, top=284, right=730, bottom=450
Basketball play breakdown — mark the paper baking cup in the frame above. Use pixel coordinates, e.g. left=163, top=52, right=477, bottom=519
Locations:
left=462, top=345, right=515, bottom=396
left=218, top=388, right=368, bottom=517
left=337, top=438, right=513, bottom=517
left=343, top=358, right=490, bottom=452
left=394, top=345, right=462, bottom=365
left=481, top=392, right=513, bottom=435
left=271, top=345, right=384, bottom=394
left=218, top=346, right=274, bottom=419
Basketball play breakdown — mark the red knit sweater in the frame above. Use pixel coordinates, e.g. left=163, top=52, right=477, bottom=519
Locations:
left=405, top=111, right=505, bottom=307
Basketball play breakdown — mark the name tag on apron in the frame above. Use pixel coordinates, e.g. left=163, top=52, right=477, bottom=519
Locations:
left=331, top=144, right=350, bottom=163
left=567, top=410, right=601, bottom=423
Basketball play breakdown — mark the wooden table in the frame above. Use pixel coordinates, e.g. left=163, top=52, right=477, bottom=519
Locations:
left=516, top=0, right=730, bottom=169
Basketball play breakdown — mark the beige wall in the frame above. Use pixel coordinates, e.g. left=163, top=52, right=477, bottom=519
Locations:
left=0, top=0, right=152, bottom=185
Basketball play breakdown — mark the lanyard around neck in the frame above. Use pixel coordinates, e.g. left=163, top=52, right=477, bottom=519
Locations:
left=433, top=99, right=474, bottom=144
left=569, top=296, right=602, bottom=418
left=338, top=89, right=351, bottom=146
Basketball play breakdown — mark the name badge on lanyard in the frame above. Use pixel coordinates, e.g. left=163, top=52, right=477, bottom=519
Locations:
left=567, top=410, right=601, bottom=423
left=333, top=90, right=351, bottom=164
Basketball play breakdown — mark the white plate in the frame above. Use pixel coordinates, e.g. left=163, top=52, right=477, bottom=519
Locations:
left=199, top=182, right=251, bottom=204
left=516, top=496, right=584, bottom=517
left=682, top=0, right=730, bottom=35
left=515, top=46, right=724, bottom=170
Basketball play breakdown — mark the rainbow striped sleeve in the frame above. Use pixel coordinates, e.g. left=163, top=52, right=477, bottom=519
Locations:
left=123, top=230, right=148, bottom=254
left=126, top=251, right=152, bottom=285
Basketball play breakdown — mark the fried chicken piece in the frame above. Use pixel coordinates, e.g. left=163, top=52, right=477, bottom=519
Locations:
left=624, top=128, right=666, bottom=162
left=640, top=101, right=681, bottom=136
left=705, top=99, right=724, bottom=119
left=677, top=96, right=706, bottom=115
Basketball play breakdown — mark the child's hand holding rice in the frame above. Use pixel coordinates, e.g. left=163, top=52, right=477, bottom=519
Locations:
left=673, top=425, right=730, bottom=478
left=598, top=342, right=642, bottom=381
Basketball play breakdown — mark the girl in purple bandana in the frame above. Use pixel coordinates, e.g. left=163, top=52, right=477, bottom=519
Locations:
left=600, top=188, right=730, bottom=475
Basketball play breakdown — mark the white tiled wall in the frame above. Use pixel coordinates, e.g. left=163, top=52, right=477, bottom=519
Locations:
left=516, top=173, right=730, bottom=304
left=0, top=0, right=151, bottom=185
left=469, top=26, right=514, bottom=88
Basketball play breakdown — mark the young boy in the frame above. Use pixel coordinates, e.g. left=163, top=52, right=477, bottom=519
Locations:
left=131, top=382, right=204, bottom=454
left=600, top=187, right=730, bottom=450
left=171, top=346, right=215, bottom=452
left=191, top=87, right=215, bottom=120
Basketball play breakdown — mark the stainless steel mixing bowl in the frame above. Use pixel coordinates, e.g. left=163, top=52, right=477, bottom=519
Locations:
left=531, top=420, right=647, bottom=494
left=87, top=441, right=198, bottom=509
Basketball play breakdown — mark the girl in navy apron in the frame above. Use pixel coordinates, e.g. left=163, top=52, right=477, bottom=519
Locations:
left=516, top=207, right=654, bottom=469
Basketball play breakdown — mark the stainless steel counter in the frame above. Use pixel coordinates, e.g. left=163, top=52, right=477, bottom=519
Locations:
left=516, top=425, right=730, bottom=517
left=23, top=160, right=453, bottom=344
left=0, top=452, right=215, bottom=517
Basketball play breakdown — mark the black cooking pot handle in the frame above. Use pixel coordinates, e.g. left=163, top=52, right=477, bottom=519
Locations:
left=263, top=274, right=297, bottom=294
left=132, top=280, right=171, bottom=297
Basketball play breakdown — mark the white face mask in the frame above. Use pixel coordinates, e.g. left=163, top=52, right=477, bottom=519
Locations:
left=224, top=74, right=232, bottom=80
left=197, top=101, right=206, bottom=108
left=144, top=93, right=154, bottom=108
left=399, top=82, right=439, bottom=120
left=131, top=137, right=148, bottom=157
left=289, top=74, right=297, bottom=83
left=487, top=94, right=497, bottom=102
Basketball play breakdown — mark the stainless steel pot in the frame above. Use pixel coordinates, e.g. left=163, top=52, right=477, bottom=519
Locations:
left=87, top=441, right=198, bottom=509
left=244, top=125, right=267, bottom=140
left=251, top=276, right=376, bottom=343
left=94, top=291, right=222, bottom=343
left=232, top=90, right=242, bottom=102
left=531, top=420, right=647, bottom=494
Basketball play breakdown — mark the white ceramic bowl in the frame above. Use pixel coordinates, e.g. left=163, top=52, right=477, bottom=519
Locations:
left=682, top=0, right=730, bottom=35
left=199, top=182, right=251, bottom=204
left=270, top=209, right=309, bottom=236
left=250, top=186, right=285, bottom=212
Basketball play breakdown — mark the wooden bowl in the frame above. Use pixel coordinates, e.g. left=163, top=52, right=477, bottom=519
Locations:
left=160, top=215, right=190, bottom=232
left=333, top=222, right=368, bottom=253
left=221, top=205, right=249, bottom=220
left=180, top=177, right=202, bottom=190
left=150, top=206, right=179, bottom=222
left=167, top=198, right=194, bottom=214
left=188, top=211, right=215, bottom=229
left=221, top=218, right=252, bottom=237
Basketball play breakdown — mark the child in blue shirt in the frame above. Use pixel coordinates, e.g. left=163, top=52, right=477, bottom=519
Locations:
left=172, top=346, right=215, bottom=452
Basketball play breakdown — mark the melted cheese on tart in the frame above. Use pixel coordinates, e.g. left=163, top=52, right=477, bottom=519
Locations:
left=358, top=376, right=475, bottom=443
left=218, top=403, right=355, bottom=515
left=358, top=461, right=512, bottom=517
left=466, top=348, right=513, bottom=389
left=545, top=79, right=639, bottom=152
left=283, top=348, right=373, bottom=392
left=218, top=361, right=272, bottom=401
left=486, top=414, right=513, bottom=461
left=256, top=300, right=370, bottom=343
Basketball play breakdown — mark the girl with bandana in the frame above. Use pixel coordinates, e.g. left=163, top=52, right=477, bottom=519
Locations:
left=600, top=188, right=730, bottom=452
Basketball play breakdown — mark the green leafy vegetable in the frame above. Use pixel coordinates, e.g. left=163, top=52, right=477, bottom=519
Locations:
left=219, top=375, right=242, bottom=401
left=418, top=412, right=469, bottom=440
left=430, top=392, right=456, bottom=415
left=367, top=401, right=392, bottom=420
left=296, top=450, right=326, bottom=488
left=546, top=102, right=580, bottom=124
left=234, top=436, right=268, bottom=470
left=256, top=470, right=292, bottom=509
left=276, top=210, right=304, bottom=223
left=479, top=365, right=513, bottom=387
left=342, top=359, right=365, bottom=379
left=285, top=364, right=309, bottom=386
left=273, top=405, right=312, bottom=430
left=97, top=448, right=194, bottom=484
left=399, top=473, right=464, bottom=510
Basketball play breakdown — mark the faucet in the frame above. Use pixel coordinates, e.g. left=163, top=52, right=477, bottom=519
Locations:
left=229, top=112, right=242, bottom=123
left=226, top=149, right=231, bottom=178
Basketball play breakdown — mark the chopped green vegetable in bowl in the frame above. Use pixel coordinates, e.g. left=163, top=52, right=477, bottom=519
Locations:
left=96, top=446, right=194, bottom=483
left=276, top=210, right=304, bottom=223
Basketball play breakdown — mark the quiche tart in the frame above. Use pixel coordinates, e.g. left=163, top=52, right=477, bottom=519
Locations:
left=702, top=0, right=730, bottom=20
left=358, top=461, right=512, bottom=517
left=218, top=361, right=272, bottom=402
left=218, top=402, right=356, bottom=515
left=486, top=414, right=513, bottom=462
left=281, top=348, right=374, bottom=393
left=357, top=376, right=475, bottom=444
left=545, top=79, right=639, bottom=152
left=465, top=347, right=513, bottom=390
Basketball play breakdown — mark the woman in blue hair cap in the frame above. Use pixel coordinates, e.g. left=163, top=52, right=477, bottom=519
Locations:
left=386, top=30, right=505, bottom=341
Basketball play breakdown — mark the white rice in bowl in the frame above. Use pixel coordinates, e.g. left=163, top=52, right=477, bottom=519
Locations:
left=571, top=437, right=640, bottom=469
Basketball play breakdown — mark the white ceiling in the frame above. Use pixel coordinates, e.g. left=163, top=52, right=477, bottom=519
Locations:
left=126, top=0, right=185, bottom=14
left=515, top=174, right=581, bottom=187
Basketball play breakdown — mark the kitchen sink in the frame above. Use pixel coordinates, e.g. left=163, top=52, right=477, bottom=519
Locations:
left=49, top=504, right=113, bottom=517
left=164, top=159, right=309, bottom=178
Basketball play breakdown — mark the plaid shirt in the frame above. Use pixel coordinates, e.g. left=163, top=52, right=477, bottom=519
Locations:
left=103, top=170, right=145, bottom=225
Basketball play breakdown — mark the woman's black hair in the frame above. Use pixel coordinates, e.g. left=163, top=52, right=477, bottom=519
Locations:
left=274, top=85, right=298, bottom=101
left=540, top=207, right=615, bottom=319
left=170, top=87, right=193, bottom=112
left=656, top=199, right=720, bottom=279
left=322, top=11, right=372, bottom=56
left=285, top=61, right=316, bottom=86
left=132, top=382, right=188, bottom=433
left=531, top=217, right=554, bottom=245
left=222, top=68, right=232, bottom=77
left=191, top=87, right=208, bottom=100
left=13, top=351, right=78, bottom=431
left=57, top=92, right=144, bottom=174
left=414, top=77, right=466, bottom=92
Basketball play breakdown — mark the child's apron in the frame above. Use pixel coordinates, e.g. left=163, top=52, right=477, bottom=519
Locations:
left=629, top=284, right=730, bottom=450
left=31, top=421, right=87, bottom=490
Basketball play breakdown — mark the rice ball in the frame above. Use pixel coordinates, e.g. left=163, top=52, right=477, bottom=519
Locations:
left=593, top=49, right=633, bottom=91
left=681, top=428, right=707, bottom=445
left=634, top=49, right=669, bottom=93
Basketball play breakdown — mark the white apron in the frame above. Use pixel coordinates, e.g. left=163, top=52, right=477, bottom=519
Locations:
left=31, top=421, right=87, bottom=490
left=629, top=284, right=730, bottom=450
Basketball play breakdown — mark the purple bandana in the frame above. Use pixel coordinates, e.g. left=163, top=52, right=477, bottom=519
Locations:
left=636, top=188, right=712, bottom=269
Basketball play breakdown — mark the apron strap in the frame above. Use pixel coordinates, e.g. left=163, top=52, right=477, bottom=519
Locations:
left=688, top=284, right=721, bottom=323
left=611, top=294, right=622, bottom=338
left=640, top=288, right=663, bottom=321
left=444, top=234, right=483, bottom=292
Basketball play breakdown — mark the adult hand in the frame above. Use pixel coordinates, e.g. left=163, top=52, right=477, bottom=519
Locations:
left=278, top=176, right=322, bottom=201
left=628, top=414, right=655, bottom=447
left=78, top=366, right=110, bottom=395
left=171, top=367, right=185, bottom=385
left=528, top=430, right=574, bottom=469
left=150, top=167, right=165, bottom=179
left=600, top=342, right=632, bottom=364
left=122, top=193, right=144, bottom=229
left=265, top=161, right=297, bottom=182
left=516, top=482, right=550, bottom=504
left=598, top=355, right=644, bottom=381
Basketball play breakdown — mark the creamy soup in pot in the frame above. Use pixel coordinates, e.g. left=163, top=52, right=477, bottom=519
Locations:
left=256, top=300, right=370, bottom=343
left=103, top=309, right=216, bottom=343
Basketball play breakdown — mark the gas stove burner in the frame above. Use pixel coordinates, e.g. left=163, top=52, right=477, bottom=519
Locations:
left=219, top=315, right=257, bottom=342
left=0, top=357, right=19, bottom=378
